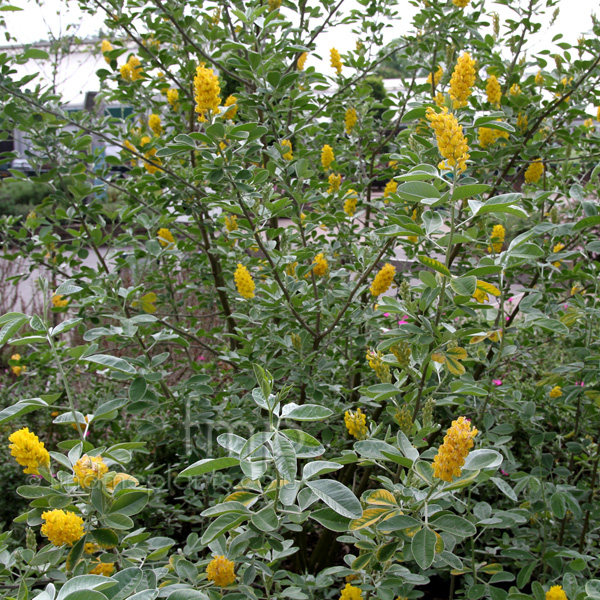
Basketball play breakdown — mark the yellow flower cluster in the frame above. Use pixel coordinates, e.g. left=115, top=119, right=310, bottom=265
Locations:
left=9, top=428, right=50, bottom=475
left=120, top=55, right=143, bottom=81
left=52, top=294, right=69, bottom=308
left=524, top=159, right=544, bottom=183
left=549, top=386, right=563, bottom=398
left=344, top=190, right=358, bottom=217
left=488, top=224, right=505, bottom=253
left=486, top=75, right=502, bottom=106
left=330, top=48, right=343, bottom=74
left=280, top=139, right=293, bottom=161
left=517, top=112, right=528, bottom=133
left=366, top=348, right=391, bottom=383
left=427, top=65, right=443, bottom=87
left=41, top=509, right=85, bottom=546
left=452, top=0, right=470, bottom=7
left=297, top=52, right=308, bottom=71
left=101, top=39, right=113, bottom=63
left=90, top=561, right=115, bottom=576
left=510, top=83, right=521, bottom=96
left=206, top=555, right=236, bottom=587
left=143, top=148, right=162, bottom=174
left=546, top=585, right=567, bottom=600
left=224, top=95, right=237, bottom=120
left=328, top=173, right=342, bottom=193
left=225, top=214, right=238, bottom=232
left=370, top=263, right=396, bottom=296
left=149, top=114, right=162, bottom=136
left=383, top=179, right=397, bottom=200
left=449, top=52, right=476, bottom=109
left=167, top=88, right=179, bottom=109
left=340, top=583, right=363, bottom=600
left=194, top=65, right=221, bottom=122
left=432, top=416, right=478, bottom=482
left=321, top=144, right=334, bottom=170
left=312, top=253, right=329, bottom=277
left=426, top=107, right=470, bottom=172
left=158, top=228, right=175, bottom=247
left=74, top=455, right=108, bottom=488
left=478, top=125, right=509, bottom=149
left=344, top=408, right=368, bottom=440
left=345, top=107, right=357, bottom=134
left=234, top=264, right=255, bottom=299
left=571, top=284, right=584, bottom=295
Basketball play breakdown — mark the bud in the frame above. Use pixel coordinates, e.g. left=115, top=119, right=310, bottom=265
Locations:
left=422, top=397, right=436, bottom=428
left=26, top=527, right=37, bottom=551
left=291, top=332, right=302, bottom=350
left=445, top=44, right=456, bottom=69
left=550, top=7, right=559, bottom=26
left=391, top=341, right=411, bottom=368
left=447, top=339, right=459, bottom=350
left=554, top=54, right=563, bottom=71
left=492, top=12, right=500, bottom=40
left=550, top=206, right=559, bottom=224
left=394, top=404, right=413, bottom=436
left=400, top=280, right=411, bottom=303
left=578, top=36, right=586, bottom=57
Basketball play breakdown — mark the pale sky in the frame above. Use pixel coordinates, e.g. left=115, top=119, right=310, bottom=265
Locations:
left=1, top=0, right=598, bottom=97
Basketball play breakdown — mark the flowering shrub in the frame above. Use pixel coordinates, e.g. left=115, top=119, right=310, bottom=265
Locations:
left=1, top=0, right=600, bottom=599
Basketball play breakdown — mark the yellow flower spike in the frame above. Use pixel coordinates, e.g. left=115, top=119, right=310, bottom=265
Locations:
left=370, top=263, right=396, bottom=297
left=224, top=214, right=238, bottom=232
left=549, top=386, right=563, bottom=398
left=449, top=52, right=476, bottom=109
left=330, top=48, right=343, bottom=74
left=452, top=0, right=470, bottom=7
left=345, top=107, right=357, bottom=134
left=487, top=224, right=505, bottom=253
left=9, top=428, right=50, bottom=475
left=478, top=124, right=508, bottom=149
left=545, top=585, right=567, bottom=600
left=157, top=228, right=175, bottom=247
left=167, top=88, right=180, bottom=109
left=101, top=39, right=113, bottom=63
left=41, top=509, right=85, bottom=546
left=234, top=264, right=255, bottom=299
left=224, top=95, right=238, bottom=120
left=524, top=159, right=544, bottom=183
left=383, top=179, right=397, bottom=201
left=148, top=114, right=162, bottom=135
left=535, top=70, right=545, bottom=87
left=194, top=64, right=221, bottom=122
left=321, top=144, right=334, bottom=170
left=432, top=416, right=478, bottom=482
left=510, top=83, right=521, bottom=96
left=517, top=112, right=528, bottom=133
left=344, top=190, right=358, bottom=217
left=327, top=173, right=342, bottom=193
left=486, top=74, right=502, bottom=106
left=140, top=136, right=151, bottom=147
left=281, top=139, right=293, bottom=160
left=297, top=52, right=308, bottom=71
left=340, top=583, right=363, bottom=600
left=73, top=455, right=108, bottom=488
left=366, top=348, right=391, bottom=383
left=426, top=65, right=444, bottom=87
left=426, top=107, right=470, bottom=173
left=344, top=408, right=368, bottom=440
left=206, top=555, right=236, bottom=587
left=312, top=253, right=329, bottom=277
left=127, top=55, right=143, bottom=81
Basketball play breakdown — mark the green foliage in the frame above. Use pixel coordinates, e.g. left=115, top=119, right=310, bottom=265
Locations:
left=0, top=0, right=599, bottom=599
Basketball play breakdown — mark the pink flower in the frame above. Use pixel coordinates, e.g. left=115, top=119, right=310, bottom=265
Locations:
left=198, top=356, right=206, bottom=361
left=383, top=313, right=390, bottom=317
left=508, top=297, right=513, bottom=302
left=398, top=315, right=409, bottom=325
left=501, top=469, right=509, bottom=476
left=576, top=381, right=585, bottom=387
left=506, top=316, right=510, bottom=321
left=564, top=303, right=569, bottom=309
left=492, top=379, right=502, bottom=386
